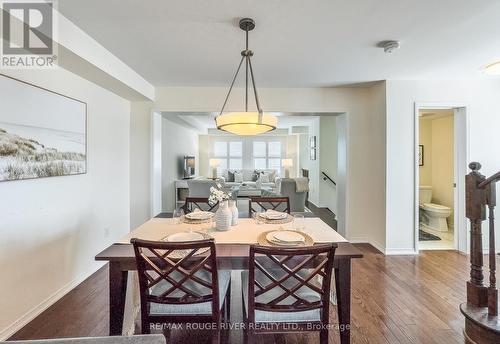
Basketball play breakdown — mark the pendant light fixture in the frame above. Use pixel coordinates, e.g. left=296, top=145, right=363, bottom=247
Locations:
left=215, top=18, right=277, bottom=136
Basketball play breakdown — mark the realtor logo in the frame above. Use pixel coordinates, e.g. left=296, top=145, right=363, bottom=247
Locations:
left=1, top=0, right=57, bottom=68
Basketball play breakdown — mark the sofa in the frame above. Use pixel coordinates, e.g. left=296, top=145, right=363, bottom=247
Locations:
left=218, top=169, right=280, bottom=190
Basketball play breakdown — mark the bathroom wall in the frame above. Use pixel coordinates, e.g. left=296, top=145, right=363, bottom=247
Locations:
left=431, top=115, right=454, bottom=227
left=418, top=119, right=432, bottom=186
left=419, top=112, right=454, bottom=227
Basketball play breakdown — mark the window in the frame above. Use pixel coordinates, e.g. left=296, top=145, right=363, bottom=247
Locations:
left=252, top=141, right=282, bottom=172
left=213, top=140, right=243, bottom=175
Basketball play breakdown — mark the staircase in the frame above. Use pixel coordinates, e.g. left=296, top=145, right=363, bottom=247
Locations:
left=461, top=162, right=500, bottom=343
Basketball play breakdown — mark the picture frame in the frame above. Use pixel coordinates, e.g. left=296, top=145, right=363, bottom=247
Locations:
left=310, top=148, right=316, bottom=161
left=0, top=74, right=87, bottom=182
left=310, top=136, right=316, bottom=148
left=419, top=145, right=424, bottom=166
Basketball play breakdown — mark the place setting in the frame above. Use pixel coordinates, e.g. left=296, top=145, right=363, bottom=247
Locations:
left=254, top=211, right=314, bottom=247
left=253, top=209, right=294, bottom=224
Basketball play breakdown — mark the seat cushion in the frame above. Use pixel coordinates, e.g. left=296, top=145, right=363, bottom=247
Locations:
left=149, top=270, right=231, bottom=316
left=241, top=271, right=321, bottom=323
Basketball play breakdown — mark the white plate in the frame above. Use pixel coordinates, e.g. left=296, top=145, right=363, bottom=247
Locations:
left=185, top=211, right=214, bottom=220
left=266, top=230, right=305, bottom=244
left=166, top=232, right=204, bottom=242
left=259, top=212, right=287, bottom=220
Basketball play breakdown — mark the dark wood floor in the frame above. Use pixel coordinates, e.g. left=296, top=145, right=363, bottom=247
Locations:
left=10, top=243, right=489, bottom=343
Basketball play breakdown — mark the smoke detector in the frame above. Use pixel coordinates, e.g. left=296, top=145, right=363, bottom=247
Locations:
left=378, top=40, right=400, bottom=53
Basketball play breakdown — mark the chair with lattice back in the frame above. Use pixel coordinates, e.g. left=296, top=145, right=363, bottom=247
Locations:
left=131, top=238, right=231, bottom=340
left=242, top=244, right=337, bottom=343
left=248, top=196, right=290, bottom=217
left=182, top=197, right=218, bottom=214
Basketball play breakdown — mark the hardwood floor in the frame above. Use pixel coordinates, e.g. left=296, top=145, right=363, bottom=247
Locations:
left=10, top=244, right=489, bottom=343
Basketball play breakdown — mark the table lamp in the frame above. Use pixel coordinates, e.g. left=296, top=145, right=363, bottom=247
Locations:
left=209, top=159, right=220, bottom=179
left=282, top=158, right=293, bottom=178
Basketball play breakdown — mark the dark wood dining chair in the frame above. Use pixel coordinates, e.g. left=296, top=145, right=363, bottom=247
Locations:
left=131, top=238, right=231, bottom=342
left=248, top=196, right=290, bottom=217
left=242, top=243, right=337, bottom=343
left=182, top=197, right=218, bottom=214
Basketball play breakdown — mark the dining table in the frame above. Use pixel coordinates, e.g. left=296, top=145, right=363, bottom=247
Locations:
left=95, top=217, right=363, bottom=344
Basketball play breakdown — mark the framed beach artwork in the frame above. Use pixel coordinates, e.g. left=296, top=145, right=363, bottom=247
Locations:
left=0, top=74, right=87, bottom=182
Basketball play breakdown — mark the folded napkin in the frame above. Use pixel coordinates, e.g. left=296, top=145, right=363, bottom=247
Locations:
left=261, top=209, right=287, bottom=219
left=186, top=210, right=213, bottom=220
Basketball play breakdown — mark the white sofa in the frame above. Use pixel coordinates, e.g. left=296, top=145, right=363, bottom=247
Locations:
left=219, top=169, right=280, bottom=189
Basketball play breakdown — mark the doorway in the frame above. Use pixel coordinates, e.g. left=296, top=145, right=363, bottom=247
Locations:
left=414, top=104, right=468, bottom=253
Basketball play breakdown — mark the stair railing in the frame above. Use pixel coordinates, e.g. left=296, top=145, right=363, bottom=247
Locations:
left=466, top=162, right=500, bottom=315
left=321, top=171, right=336, bottom=186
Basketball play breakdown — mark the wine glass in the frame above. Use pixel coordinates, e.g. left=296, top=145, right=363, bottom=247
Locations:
left=293, top=214, right=305, bottom=232
left=253, top=211, right=263, bottom=225
left=172, top=208, right=184, bottom=224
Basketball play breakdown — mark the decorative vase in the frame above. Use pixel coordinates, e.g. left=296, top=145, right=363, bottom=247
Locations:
left=229, top=200, right=238, bottom=226
left=215, top=200, right=232, bottom=231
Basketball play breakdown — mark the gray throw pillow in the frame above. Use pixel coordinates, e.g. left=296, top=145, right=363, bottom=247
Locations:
left=252, top=170, right=261, bottom=181
left=227, top=170, right=235, bottom=182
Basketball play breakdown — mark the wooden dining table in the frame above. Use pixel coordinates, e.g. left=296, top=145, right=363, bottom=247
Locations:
left=95, top=217, right=363, bottom=344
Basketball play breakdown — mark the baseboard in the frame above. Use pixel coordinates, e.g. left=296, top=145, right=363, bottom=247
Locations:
left=369, top=240, right=386, bottom=254
left=385, top=248, right=418, bottom=255
left=0, top=263, right=105, bottom=341
left=349, top=237, right=386, bottom=254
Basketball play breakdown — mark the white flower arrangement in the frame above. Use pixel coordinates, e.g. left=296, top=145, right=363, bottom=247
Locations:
left=208, top=182, right=231, bottom=205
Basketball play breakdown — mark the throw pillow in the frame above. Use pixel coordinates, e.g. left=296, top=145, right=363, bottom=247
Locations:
left=252, top=170, right=261, bottom=181
left=260, top=173, right=270, bottom=183
left=268, top=170, right=276, bottom=182
left=227, top=170, right=235, bottom=182
left=234, top=171, right=243, bottom=183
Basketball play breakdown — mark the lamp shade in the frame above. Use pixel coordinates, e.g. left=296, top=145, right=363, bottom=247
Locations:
left=215, top=112, right=277, bottom=136
left=282, top=158, right=293, bottom=168
left=209, top=159, right=220, bottom=167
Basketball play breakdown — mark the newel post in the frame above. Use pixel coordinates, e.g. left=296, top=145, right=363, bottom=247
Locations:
left=486, top=181, right=497, bottom=315
left=465, top=162, right=488, bottom=307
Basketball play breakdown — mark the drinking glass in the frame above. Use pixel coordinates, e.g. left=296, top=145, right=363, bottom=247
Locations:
left=172, top=208, right=184, bottom=224
left=253, top=211, right=263, bottom=225
left=293, top=214, right=305, bottom=232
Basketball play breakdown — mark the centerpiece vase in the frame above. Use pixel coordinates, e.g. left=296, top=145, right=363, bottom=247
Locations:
left=215, top=200, right=232, bottom=231
left=229, top=200, right=238, bottom=226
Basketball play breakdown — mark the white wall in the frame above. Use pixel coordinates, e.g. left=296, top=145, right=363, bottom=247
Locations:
left=161, top=116, right=200, bottom=212
left=386, top=79, right=500, bottom=254
left=130, top=101, right=153, bottom=228
left=0, top=69, right=131, bottom=339
left=319, top=116, right=338, bottom=213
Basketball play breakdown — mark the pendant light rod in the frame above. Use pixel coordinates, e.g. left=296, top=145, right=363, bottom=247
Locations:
left=218, top=55, right=245, bottom=117
left=216, top=18, right=263, bottom=118
left=245, top=27, right=249, bottom=112
left=247, top=56, right=262, bottom=115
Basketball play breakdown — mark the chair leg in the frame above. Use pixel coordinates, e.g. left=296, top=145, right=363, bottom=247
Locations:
left=226, top=280, right=231, bottom=321
left=211, top=328, right=221, bottom=344
left=320, top=329, right=329, bottom=344
left=141, top=319, right=150, bottom=334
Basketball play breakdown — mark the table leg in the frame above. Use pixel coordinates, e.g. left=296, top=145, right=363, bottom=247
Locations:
left=335, top=259, right=351, bottom=344
left=109, top=262, right=128, bottom=336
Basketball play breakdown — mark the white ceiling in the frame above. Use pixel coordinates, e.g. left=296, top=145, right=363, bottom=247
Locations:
left=58, top=0, right=500, bottom=87
left=162, top=112, right=332, bottom=132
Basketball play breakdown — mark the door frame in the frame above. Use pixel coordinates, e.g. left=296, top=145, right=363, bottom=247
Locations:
left=413, top=102, right=469, bottom=253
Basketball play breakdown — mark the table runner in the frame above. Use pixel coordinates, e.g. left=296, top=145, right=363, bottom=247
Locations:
left=117, top=217, right=347, bottom=244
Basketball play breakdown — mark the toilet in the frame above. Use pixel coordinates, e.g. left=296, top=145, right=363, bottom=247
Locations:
left=419, top=186, right=452, bottom=232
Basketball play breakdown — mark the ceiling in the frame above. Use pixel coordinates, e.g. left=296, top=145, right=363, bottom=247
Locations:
left=162, top=112, right=335, bottom=132
left=58, top=0, right=500, bottom=87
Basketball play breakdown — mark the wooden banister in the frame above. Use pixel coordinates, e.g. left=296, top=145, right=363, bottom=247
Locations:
left=462, top=162, right=500, bottom=343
